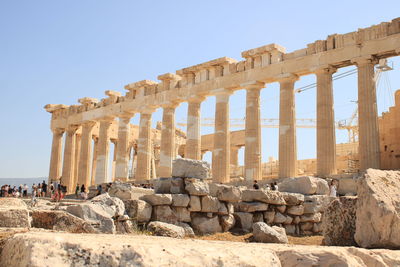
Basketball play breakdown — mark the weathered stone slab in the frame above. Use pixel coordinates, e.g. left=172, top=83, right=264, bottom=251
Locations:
left=234, top=212, right=253, bottom=231
left=322, top=196, right=357, bottom=246
left=188, top=195, right=201, bottom=211
left=153, top=178, right=171, bottom=194
left=151, top=205, right=178, bottom=224
left=184, top=178, right=209, bottom=196
left=147, top=221, right=185, bottom=238
left=286, top=205, right=304, bottom=216
left=252, top=222, right=288, bottom=243
left=237, top=202, right=268, bottom=213
left=355, top=169, right=400, bottom=249
left=172, top=207, right=191, bottom=222
left=0, top=198, right=30, bottom=228
left=171, top=194, right=190, bottom=207
left=31, top=210, right=96, bottom=233
left=172, top=158, right=210, bottom=179
left=191, top=214, right=222, bottom=234
left=91, top=193, right=125, bottom=217
left=280, top=192, right=304, bottom=205
left=140, top=194, right=172, bottom=206
left=210, top=184, right=241, bottom=202
left=108, top=181, right=153, bottom=200
left=201, top=196, right=220, bottom=213
left=124, top=199, right=152, bottom=222
left=241, top=189, right=286, bottom=205
left=278, top=176, right=329, bottom=195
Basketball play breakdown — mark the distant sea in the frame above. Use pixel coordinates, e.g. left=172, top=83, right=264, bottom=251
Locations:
left=0, top=178, right=46, bottom=193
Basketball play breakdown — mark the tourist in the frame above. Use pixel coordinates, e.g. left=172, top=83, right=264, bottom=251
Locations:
left=7, top=185, right=12, bottom=197
left=49, top=183, right=54, bottom=198
left=32, top=183, right=37, bottom=196
left=96, top=184, right=102, bottom=196
left=37, top=184, right=42, bottom=198
left=329, top=180, right=337, bottom=197
left=18, top=185, right=22, bottom=196
left=42, top=181, right=47, bottom=197
left=274, top=182, right=279, bottom=191
left=31, top=189, right=38, bottom=207
left=253, top=180, right=260, bottom=189
left=75, top=184, right=80, bottom=197
left=61, top=185, right=67, bottom=199
left=270, top=183, right=276, bottom=191
left=80, top=184, right=87, bottom=200
left=23, top=184, right=28, bottom=197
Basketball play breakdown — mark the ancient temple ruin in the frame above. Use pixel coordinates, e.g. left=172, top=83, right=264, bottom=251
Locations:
left=45, top=18, right=400, bottom=192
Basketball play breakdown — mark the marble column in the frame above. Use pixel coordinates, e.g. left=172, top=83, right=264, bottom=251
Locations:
left=355, top=57, right=381, bottom=170
left=316, top=67, right=337, bottom=176
left=111, top=140, right=118, bottom=181
left=212, top=90, right=232, bottom=183
left=115, top=116, right=133, bottom=181
left=61, top=125, right=79, bottom=191
left=77, top=121, right=96, bottom=187
left=48, top=128, right=64, bottom=183
left=244, top=82, right=264, bottom=181
left=279, top=74, right=299, bottom=178
left=185, top=97, right=204, bottom=160
left=91, top=137, right=98, bottom=185
left=136, top=112, right=153, bottom=181
left=73, top=133, right=82, bottom=190
left=159, top=105, right=177, bottom=177
left=94, top=119, right=114, bottom=184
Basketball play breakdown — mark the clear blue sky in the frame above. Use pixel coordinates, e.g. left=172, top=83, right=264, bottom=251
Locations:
left=1, top=1, right=399, bottom=178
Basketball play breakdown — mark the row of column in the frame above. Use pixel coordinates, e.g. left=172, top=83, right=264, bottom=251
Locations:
left=49, top=57, right=381, bottom=186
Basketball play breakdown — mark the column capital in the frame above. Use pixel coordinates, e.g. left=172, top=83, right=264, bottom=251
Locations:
left=277, top=73, right=299, bottom=83
left=51, top=128, right=65, bottom=135
left=118, top=112, right=135, bottom=120
left=82, top=121, right=97, bottom=128
left=66, top=125, right=80, bottom=134
left=313, top=65, right=337, bottom=75
left=161, top=101, right=180, bottom=109
left=187, top=95, right=206, bottom=103
left=241, top=81, right=265, bottom=90
left=211, top=88, right=234, bottom=96
left=139, top=108, right=156, bottom=115
left=351, top=56, right=378, bottom=66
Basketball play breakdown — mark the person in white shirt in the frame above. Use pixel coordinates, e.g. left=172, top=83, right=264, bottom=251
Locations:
left=329, top=180, right=338, bottom=197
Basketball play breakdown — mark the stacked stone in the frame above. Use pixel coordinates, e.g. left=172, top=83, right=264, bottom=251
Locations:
left=131, top=176, right=333, bottom=236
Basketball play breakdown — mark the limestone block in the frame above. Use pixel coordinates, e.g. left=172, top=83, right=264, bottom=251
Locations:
left=171, top=194, right=190, bottom=207
left=293, top=216, right=301, bottom=224
left=191, top=214, right=222, bottom=235
left=286, top=205, right=305, bottom=216
left=151, top=205, right=178, bottom=224
left=91, top=193, right=125, bottom=217
left=275, top=205, right=286, bottom=213
left=140, top=194, right=173, bottom=206
left=201, top=196, right=220, bottom=213
left=241, top=189, right=286, bottom=205
left=300, top=222, right=314, bottom=231
left=355, top=169, right=400, bottom=249
left=237, top=202, right=269, bottom=213
left=115, top=218, right=136, bottom=234
left=303, top=195, right=334, bottom=214
left=322, top=196, right=357, bottom=246
left=175, top=222, right=195, bottom=237
left=252, top=222, right=288, bottom=243
left=66, top=204, right=115, bottom=234
left=303, top=202, right=323, bottom=214
left=154, top=178, right=172, bottom=194
left=263, top=211, right=275, bottom=224
left=280, top=192, right=305, bottom=205
left=108, top=181, right=153, bottom=200
left=172, top=207, right=191, bottom=223
left=124, top=199, right=152, bottom=222
left=210, top=184, right=242, bottom=202
left=0, top=198, right=30, bottom=228
left=278, top=176, right=321, bottom=195
left=315, top=179, right=329, bottom=195
left=283, top=216, right=293, bottom=225
left=31, top=210, right=96, bottom=233
left=170, top=177, right=185, bottom=194
left=253, top=212, right=264, bottom=223
left=172, top=158, right=210, bottom=179
left=217, top=203, right=228, bottom=215
left=220, top=214, right=235, bottom=232
left=234, top=212, right=253, bottom=231
left=188, top=195, right=201, bottom=212
left=226, top=203, right=234, bottom=214
left=300, top=213, right=322, bottom=223
left=273, top=212, right=287, bottom=224
left=184, top=178, right=210, bottom=196
left=284, top=224, right=296, bottom=235
left=147, top=221, right=185, bottom=239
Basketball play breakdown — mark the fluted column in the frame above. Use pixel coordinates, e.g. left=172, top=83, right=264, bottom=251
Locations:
left=354, top=57, right=381, bottom=170
left=185, top=97, right=204, bottom=160
left=244, top=81, right=264, bottom=181
left=316, top=67, right=337, bottom=176
left=115, top=115, right=133, bottom=181
left=73, top=133, right=82, bottom=190
left=77, top=121, right=96, bottom=187
left=61, top=125, right=79, bottom=191
left=159, top=104, right=178, bottom=177
left=136, top=112, right=153, bottom=181
left=48, top=128, right=64, bottom=183
left=111, top=140, right=118, bottom=181
left=212, top=90, right=232, bottom=183
left=91, top=137, right=98, bottom=185
left=279, top=74, right=299, bottom=178
left=95, top=119, right=114, bottom=184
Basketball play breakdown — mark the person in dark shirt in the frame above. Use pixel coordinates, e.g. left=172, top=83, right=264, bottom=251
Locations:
left=253, top=180, right=260, bottom=189
left=42, top=181, right=47, bottom=197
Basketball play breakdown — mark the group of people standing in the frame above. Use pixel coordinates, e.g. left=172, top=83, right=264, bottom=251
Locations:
left=0, top=184, right=29, bottom=198
left=253, top=180, right=279, bottom=191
